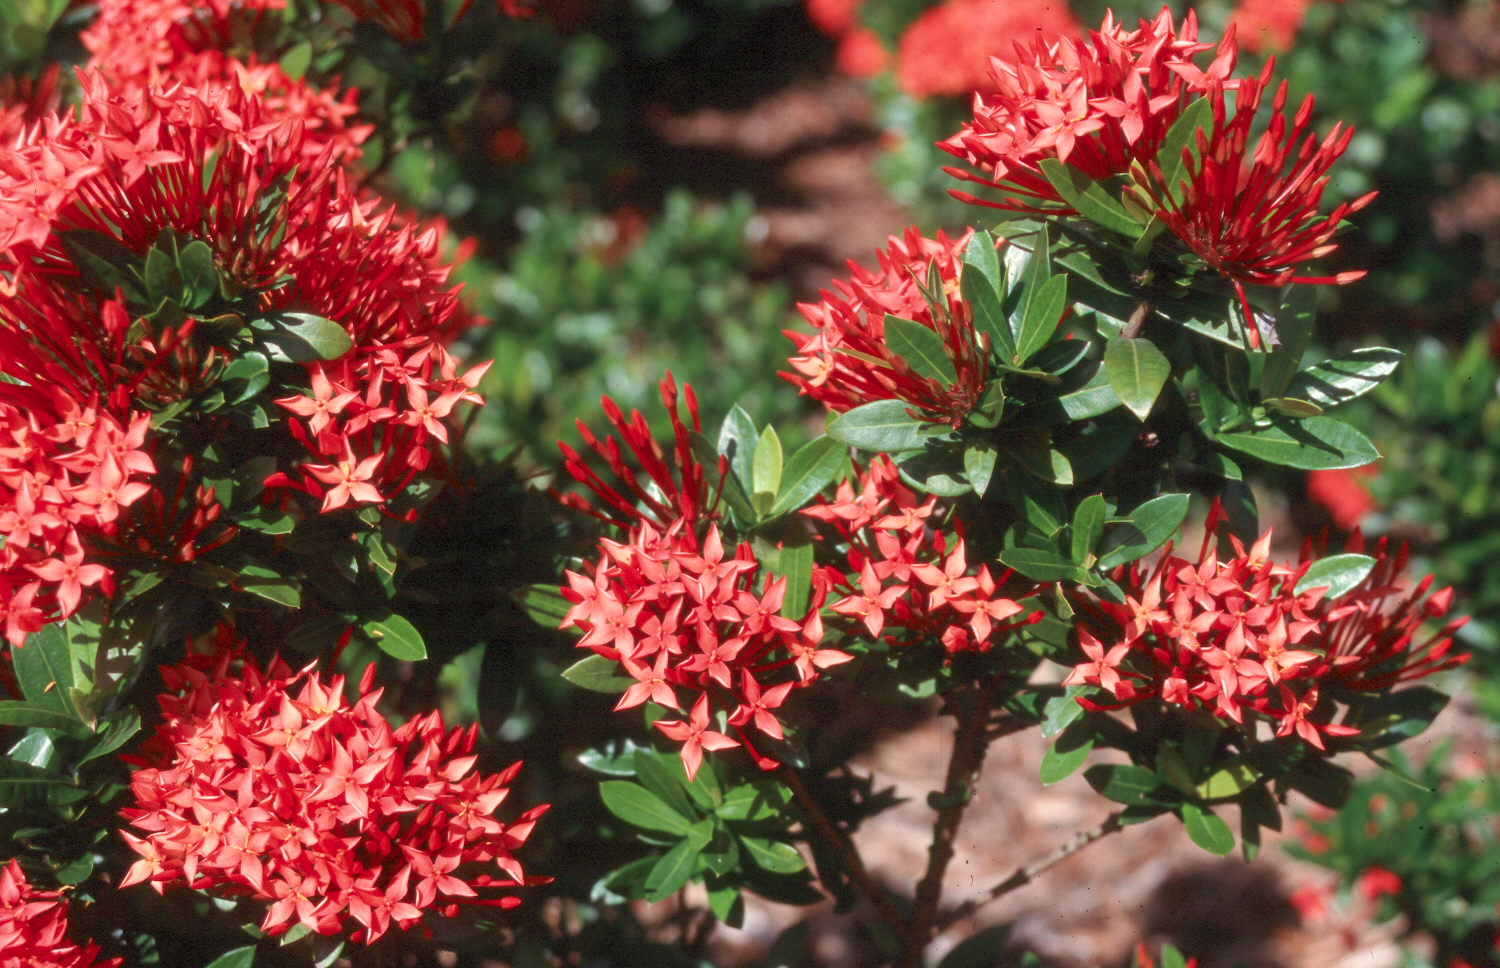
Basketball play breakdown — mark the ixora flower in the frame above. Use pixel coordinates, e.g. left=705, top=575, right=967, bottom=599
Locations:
left=1065, top=504, right=1467, bottom=748
left=802, top=456, right=1042, bottom=653
left=894, top=0, right=1080, bottom=99
left=121, top=650, right=546, bottom=944
left=0, top=860, right=120, bottom=968
left=940, top=8, right=1236, bottom=213
left=785, top=227, right=990, bottom=426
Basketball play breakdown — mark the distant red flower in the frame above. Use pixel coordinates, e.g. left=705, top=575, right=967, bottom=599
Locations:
left=1067, top=504, right=1466, bottom=748
left=895, top=0, right=1080, bottom=98
left=1307, top=464, right=1378, bottom=531
left=941, top=8, right=1236, bottom=212
left=1232, top=0, right=1315, bottom=53
left=785, top=227, right=993, bottom=426
left=1132, top=60, right=1376, bottom=343
left=1356, top=866, right=1402, bottom=901
left=557, top=374, right=726, bottom=531
left=0, top=860, right=120, bottom=968
left=121, top=651, right=546, bottom=944
left=837, top=29, right=890, bottom=79
left=806, top=0, right=861, bottom=36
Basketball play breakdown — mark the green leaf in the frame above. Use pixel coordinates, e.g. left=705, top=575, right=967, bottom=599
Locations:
left=633, top=750, right=697, bottom=821
left=1151, top=98, right=1212, bottom=204
left=280, top=39, right=314, bottom=79
left=1181, top=802, right=1235, bottom=855
left=559, top=654, right=631, bottom=694
left=717, top=781, right=788, bottom=822
left=1294, top=553, right=1376, bottom=599
left=203, top=947, right=258, bottom=968
left=1084, top=764, right=1164, bottom=805
left=15, top=624, right=80, bottom=719
left=962, top=230, right=1003, bottom=291
left=1038, top=158, right=1142, bottom=236
left=964, top=441, right=998, bottom=498
left=600, top=781, right=692, bottom=836
left=1041, top=687, right=1087, bottom=738
left=1263, top=397, right=1324, bottom=418
left=1286, top=347, right=1403, bottom=409
left=0, top=702, right=90, bottom=736
left=60, top=230, right=145, bottom=304
left=360, top=613, right=426, bottom=661
left=1015, top=275, right=1068, bottom=363
left=0, top=756, right=86, bottom=806
left=591, top=856, right=657, bottom=904
left=739, top=836, right=806, bottom=874
left=237, top=565, right=302, bottom=608
left=961, top=265, right=1016, bottom=361
left=938, top=926, right=1014, bottom=968
left=1095, top=493, right=1190, bottom=570
left=718, top=405, right=760, bottom=491
left=1217, top=416, right=1379, bottom=470
left=769, top=436, right=844, bottom=518
left=1040, top=728, right=1093, bottom=785
left=1196, top=760, right=1262, bottom=800
left=515, top=583, right=572, bottom=627
left=257, top=312, right=353, bottom=363
left=1351, top=686, right=1448, bottom=749
left=78, top=709, right=142, bottom=766
left=752, top=424, right=784, bottom=508
left=1260, top=285, right=1318, bottom=397
left=707, top=882, right=745, bottom=926
left=1071, top=494, right=1107, bottom=563
left=884, top=315, right=958, bottom=384
left=827, top=400, right=945, bottom=453
left=1104, top=337, right=1172, bottom=421
left=998, top=547, right=1088, bottom=583
left=176, top=239, right=219, bottom=309
left=220, top=351, right=270, bottom=406
left=644, top=839, right=702, bottom=901
left=765, top=539, right=814, bottom=620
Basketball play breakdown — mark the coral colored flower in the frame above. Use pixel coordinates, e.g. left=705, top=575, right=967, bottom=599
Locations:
left=0, top=65, right=62, bottom=144
left=803, top=456, right=1041, bottom=654
left=121, top=651, right=546, bottom=944
left=557, top=374, right=727, bottom=530
left=560, top=520, right=839, bottom=776
left=1067, top=504, right=1467, bottom=748
left=1232, top=0, right=1315, bottom=53
left=0, top=860, right=120, bottom=968
left=941, top=8, right=1235, bottom=212
left=837, top=29, right=891, bottom=78
left=806, top=0, right=861, bottom=37
left=1356, top=866, right=1402, bottom=901
left=785, top=227, right=994, bottom=426
left=1307, top=463, right=1378, bottom=531
left=895, top=0, right=1081, bottom=98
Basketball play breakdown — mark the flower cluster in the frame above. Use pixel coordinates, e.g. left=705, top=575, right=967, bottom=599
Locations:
left=940, top=8, right=1235, bottom=212
left=557, top=375, right=727, bottom=530
left=0, top=860, right=119, bottom=968
left=785, top=227, right=991, bottom=426
left=561, top=520, right=843, bottom=778
left=895, top=0, right=1080, bottom=98
left=1231, top=0, right=1316, bottom=53
left=0, top=65, right=61, bottom=143
left=272, top=342, right=488, bottom=513
left=121, top=651, right=546, bottom=944
left=804, top=456, right=1040, bottom=653
left=804, top=0, right=889, bottom=79
left=1065, top=506, right=1467, bottom=748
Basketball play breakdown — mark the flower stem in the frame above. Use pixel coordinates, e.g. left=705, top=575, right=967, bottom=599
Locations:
left=931, top=809, right=1133, bottom=934
left=779, top=766, right=906, bottom=934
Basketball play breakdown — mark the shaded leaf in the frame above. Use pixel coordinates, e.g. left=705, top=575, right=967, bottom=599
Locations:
left=1181, top=802, right=1235, bottom=855
left=599, top=781, right=692, bottom=836
left=1104, top=336, right=1172, bottom=421
left=884, top=315, right=957, bottom=384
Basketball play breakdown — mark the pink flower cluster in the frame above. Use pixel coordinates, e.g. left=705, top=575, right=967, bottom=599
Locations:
left=785, top=227, right=992, bottom=426
left=804, top=457, right=1040, bottom=653
left=0, top=861, right=118, bottom=968
left=1065, top=507, right=1467, bottom=748
left=561, top=521, right=846, bottom=779
left=121, top=651, right=546, bottom=944
left=272, top=342, right=489, bottom=513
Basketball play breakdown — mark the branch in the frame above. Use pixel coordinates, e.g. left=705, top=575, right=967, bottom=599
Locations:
left=778, top=766, right=906, bottom=933
left=895, top=678, right=1003, bottom=968
left=932, top=809, right=1133, bottom=934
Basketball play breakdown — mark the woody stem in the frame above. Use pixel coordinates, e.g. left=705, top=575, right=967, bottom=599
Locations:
left=779, top=766, right=906, bottom=934
left=895, top=677, right=1004, bottom=968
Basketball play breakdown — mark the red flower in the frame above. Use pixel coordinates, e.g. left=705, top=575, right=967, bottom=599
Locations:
left=557, top=374, right=727, bottom=530
left=1067, top=505, right=1467, bottom=748
left=1307, top=464, right=1378, bottom=531
left=894, top=0, right=1081, bottom=99
left=785, top=227, right=993, bottom=426
left=0, top=860, right=120, bottom=968
left=941, top=8, right=1235, bottom=213
left=1231, top=0, right=1316, bottom=53
left=121, top=650, right=546, bottom=944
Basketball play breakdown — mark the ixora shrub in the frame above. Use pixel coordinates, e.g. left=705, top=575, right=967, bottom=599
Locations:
left=542, top=7, right=1470, bottom=966
left=0, top=7, right=1473, bottom=968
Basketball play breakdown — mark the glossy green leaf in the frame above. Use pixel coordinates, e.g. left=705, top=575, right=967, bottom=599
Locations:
left=1295, top=553, right=1376, bottom=599
left=0, top=702, right=90, bottom=735
left=884, top=315, right=957, bottom=384
left=717, top=781, right=789, bottom=822
left=767, top=538, right=814, bottom=620
left=237, top=565, right=302, bottom=608
left=258, top=312, right=353, bottom=363
left=1038, top=158, right=1142, bottom=236
left=1040, top=728, right=1093, bottom=785
left=770, top=436, right=846, bottom=517
left=1084, top=764, right=1164, bottom=805
left=999, top=547, right=1088, bottom=582
left=1196, top=760, right=1262, bottom=800
left=599, top=781, right=692, bottom=836
left=203, top=947, right=258, bottom=968
left=739, top=836, right=806, bottom=874
left=962, top=230, right=1003, bottom=291
left=752, top=424, right=783, bottom=506
left=644, top=839, right=702, bottom=901
left=1104, top=336, right=1172, bottom=421
left=1217, top=416, right=1379, bottom=470
left=0, top=756, right=86, bottom=806
left=176, top=239, right=219, bottom=309
left=1181, top=802, right=1235, bottom=855
left=1260, top=284, right=1318, bottom=397
left=1015, top=275, right=1068, bottom=363
left=78, top=709, right=142, bottom=767
left=827, top=400, right=944, bottom=452
left=360, top=613, right=426, bottom=661
left=718, top=405, right=760, bottom=491
left=633, top=750, right=697, bottom=820
left=559, top=654, right=631, bottom=694
left=1071, top=494, right=1108, bottom=563
left=1095, top=493, right=1190, bottom=570
left=964, top=441, right=998, bottom=498
left=707, top=882, right=745, bottom=926
left=1151, top=98, right=1212, bottom=204
left=1041, top=687, right=1087, bottom=738
left=515, top=584, right=572, bottom=627
left=15, top=624, right=80, bottom=720
left=1286, top=347, right=1403, bottom=409
left=280, top=40, right=314, bottom=79
left=961, top=265, right=1017, bottom=361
